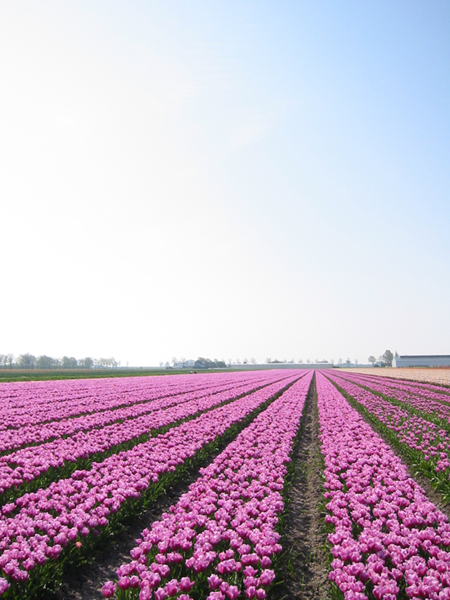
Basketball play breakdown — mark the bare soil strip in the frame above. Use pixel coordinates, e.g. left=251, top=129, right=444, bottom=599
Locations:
left=272, top=375, right=331, bottom=600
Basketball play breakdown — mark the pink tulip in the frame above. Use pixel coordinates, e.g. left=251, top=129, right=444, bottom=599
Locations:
left=102, top=581, right=116, bottom=598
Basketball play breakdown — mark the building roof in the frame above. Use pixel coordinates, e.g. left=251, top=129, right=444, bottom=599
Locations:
left=399, top=355, right=450, bottom=359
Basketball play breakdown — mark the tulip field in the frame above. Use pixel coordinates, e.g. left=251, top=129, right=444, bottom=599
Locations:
left=2, top=370, right=450, bottom=598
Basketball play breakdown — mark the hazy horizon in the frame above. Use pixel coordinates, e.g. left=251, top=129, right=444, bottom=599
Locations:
left=1, top=1, right=449, bottom=366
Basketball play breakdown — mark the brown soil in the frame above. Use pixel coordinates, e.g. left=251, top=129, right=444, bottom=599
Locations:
left=272, top=376, right=331, bottom=600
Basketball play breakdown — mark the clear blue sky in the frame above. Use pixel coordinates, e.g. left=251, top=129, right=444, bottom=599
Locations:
left=1, top=1, right=449, bottom=365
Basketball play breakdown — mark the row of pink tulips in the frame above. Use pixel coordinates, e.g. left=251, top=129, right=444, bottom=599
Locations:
left=101, top=371, right=313, bottom=600
left=326, top=372, right=450, bottom=473
left=0, top=373, right=272, bottom=430
left=0, top=373, right=305, bottom=596
left=0, top=374, right=293, bottom=501
left=343, top=371, right=450, bottom=397
left=316, top=371, right=450, bottom=600
left=337, top=370, right=450, bottom=405
left=0, top=371, right=242, bottom=409
left=0, top=376, right=197, bottom=426
left=0, top=373, right=281, bottom=454
left=332, top=372, right=450, bottom=424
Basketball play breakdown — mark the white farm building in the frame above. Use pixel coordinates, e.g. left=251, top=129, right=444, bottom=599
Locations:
left=393, top=355, right=450, bottom=367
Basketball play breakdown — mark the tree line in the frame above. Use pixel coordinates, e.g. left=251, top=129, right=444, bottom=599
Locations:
left=0, top=353, right=119, bottom=369
left=193, top=358, right=227, bottom=369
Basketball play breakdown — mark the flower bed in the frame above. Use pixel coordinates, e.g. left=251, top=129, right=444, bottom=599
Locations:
left=0, top=372, right=279, bottom=430
left=325, top=371, right=450, bottom=482
left=317, top=371, right=450, bottom=600
left=0, top=376, right=261, bottom=453
left=337, top=371, right=450, bottom=397
left=0, top=374, right=292, bottom=506
left=0, top=374, right=304, bottom=597
left=100, top=372, right=314, bottom=600
left=331, top=371, right=450, bottom=425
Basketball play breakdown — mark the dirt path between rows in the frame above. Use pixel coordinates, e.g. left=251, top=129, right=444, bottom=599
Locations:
left=271, top=375, right=331, bottom=600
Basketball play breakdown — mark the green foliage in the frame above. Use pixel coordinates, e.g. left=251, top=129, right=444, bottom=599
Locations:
left=381, top=349, right=394, bottom=367
left=18, top=353, right=37, bottom=369
left=193, top=357, right=227, bottom=368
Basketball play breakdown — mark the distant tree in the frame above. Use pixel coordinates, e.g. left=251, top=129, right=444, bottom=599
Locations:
left=298, top=358, right=303, bottom=364
left=306, top=359, right=311, bottom=364
left=266, top=358, right=272, bottom=364
left=338, top=358, right=343, bottom=366
left=180, top=357, right=186, bottom=367
left=193, top=357, right=226, bottom=369
left=243, top=358, right=248, bottom=365
left=368, top=356, right=376, bottom=366
left=194, top=357, right=208, bottom=368
left=172, top=357, right=177, bottom=367
left=382, top=350, right=394, bottom=367
left=37, top=355, right=56, bottom=369
left=62, top=356, right=78, bottom=369
left=355, top=359, right=358, bottom=365
left=345, top=358, right=351, bottom=367
left=18, top=353, right=36, bottom=369
left=0, top=353, right=15, bottom=368
left=250, top=358, right=256, bottom=364
left=78, top=357, right=94, bottom=369
left=330, top=359, right=335, bottom=365
left=95, top=357, right=117, bottom=369
left=159, top=362, right=164, bottom=367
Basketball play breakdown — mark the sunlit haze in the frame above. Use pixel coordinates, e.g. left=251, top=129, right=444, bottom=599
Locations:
left=1, top=1, right=449, bottom=365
